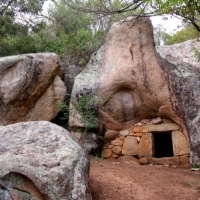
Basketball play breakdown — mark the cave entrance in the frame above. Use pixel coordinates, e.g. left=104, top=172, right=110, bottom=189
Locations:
left=152, top=131, right=174, bottom=158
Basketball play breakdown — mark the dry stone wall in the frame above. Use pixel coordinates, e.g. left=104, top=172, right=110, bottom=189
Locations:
left=102, top=117, right=190, bottom=166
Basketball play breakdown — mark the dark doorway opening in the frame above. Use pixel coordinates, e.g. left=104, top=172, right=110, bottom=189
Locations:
left=153, top=131, right=174, bottom=158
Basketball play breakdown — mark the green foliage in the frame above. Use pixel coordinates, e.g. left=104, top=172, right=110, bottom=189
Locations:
left=1, top=0, right=200, bottom=59
left=59, top=94, right=100, bottom=130
left=193, top=48, right=200, bottom=62
left=65, top=0, right=200, bottom=32
left=59, top=102, right=70, bottom=121
left=164, top=24, right=200, bottom=45
left=0, top=0, right=106, bottom=63
left=74, top=94, right=100, bottom=129
left=146, top=0, right=200, bottom=32
left=0, top=23, right=42, bottom=56
left=153, top=24, right=170, bottom=46
left=0, top=0, right=46, bottom=56
left=33, top=0, right=107, bottom=65
left=193, top=163, right=200, bottom=168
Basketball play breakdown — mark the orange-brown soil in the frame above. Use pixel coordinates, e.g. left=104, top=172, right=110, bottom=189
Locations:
left=89, top=156, right=200, bottom=200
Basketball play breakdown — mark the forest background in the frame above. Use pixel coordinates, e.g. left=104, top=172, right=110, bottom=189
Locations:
left=0, top=0, right=199, bottom=67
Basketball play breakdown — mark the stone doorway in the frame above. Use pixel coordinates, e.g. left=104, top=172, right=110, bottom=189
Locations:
left=102, top=117, right=190, bottom=165
left=152, top=131, right=174, bottom=158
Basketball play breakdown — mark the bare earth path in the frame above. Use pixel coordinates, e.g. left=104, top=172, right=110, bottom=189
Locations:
left=89, top=156, right=200, bottom=200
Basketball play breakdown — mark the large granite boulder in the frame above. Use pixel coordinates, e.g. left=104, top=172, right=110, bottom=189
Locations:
left=157, top=40, right=200, bottom=163
left=157, top=40, right=200, bottom=68
left=0, top=121, right=91, bottom=200
left=69, top=17, right=200, bottom=163
left=0, top=53, right=66, bottom=125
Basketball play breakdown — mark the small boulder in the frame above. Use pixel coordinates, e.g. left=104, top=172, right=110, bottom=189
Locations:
left=104, top=130, right=119, bottom=140
left=112, top=146, right=122, bottom=155
left=111, top=139, right=123, bottom=146
left=101, top=149, right=112, bottom=158
left=119, top=129, right=129, bottom=136
left=139, top=157, right=148, bottom=165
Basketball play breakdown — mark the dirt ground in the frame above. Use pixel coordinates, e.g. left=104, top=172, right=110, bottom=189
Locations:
left=89, top=156, right=200, bottom=200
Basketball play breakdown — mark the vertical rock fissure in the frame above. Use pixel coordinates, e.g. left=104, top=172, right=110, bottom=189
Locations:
left=138, top=27, right=148, bottom=88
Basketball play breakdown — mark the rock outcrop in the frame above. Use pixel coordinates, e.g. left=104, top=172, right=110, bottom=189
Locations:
left=0, top=121, right=91, bottom=200
left=70, top=16, right=200, bottom=163
left=157, top=40, right=200, bottom=163
left=0, top=53, right=66, bottom=125
left=64, top=64, right=85, bottom=94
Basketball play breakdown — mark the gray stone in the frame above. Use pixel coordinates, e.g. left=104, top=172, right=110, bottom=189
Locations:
left=64, top=64, right=84, bottom=94
left=0, top=121, right=91, bottom=200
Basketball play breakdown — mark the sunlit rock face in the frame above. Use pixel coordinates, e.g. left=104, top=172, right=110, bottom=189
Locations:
left=0, top=53, right=66, bottom=125
left=70, top=16, right=200, bottom=163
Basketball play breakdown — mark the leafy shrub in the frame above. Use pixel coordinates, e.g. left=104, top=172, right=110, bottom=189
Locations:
left=193, top=48, right=200, bottom=62
left=59, top=94, right=100, bottom=130
left=165, top=24, right=200, bottom=45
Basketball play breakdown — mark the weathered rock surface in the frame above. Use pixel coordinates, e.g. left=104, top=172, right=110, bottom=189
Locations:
left=101, top=149, right=112, bottom=158
left=0, top=121, right=91, bottom=200
left=112, top=146, right=122, bottom=155
left=131, top=123, right=180, bottom=133
left=0, top=53, right=66, bottom=125
left=122, top=136, right=138, bottom=156
left=180, top=156, right=190, bottom=165
left=157, top=40, right=200, bottom=68
left=147, top=157, right=180, bottom=165
left=139, top=157, right=148, bottom=164
left=157, top=40, right=200, bottom=163
left=104, top=130, right=119, bottom=141
left=111, top=139, right=123, bottom=146
left=70, top=16, right=200, bottom=163
left=138, top=133, right=153, bottom=157
left=117, top=156, right=140, bottom=165
left=64, top=64, right=84, bottom=94
left=172, top=131, right=190, bottom=156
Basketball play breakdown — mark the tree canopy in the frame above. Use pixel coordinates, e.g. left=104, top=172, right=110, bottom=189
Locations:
left=64, top=0, right=200, bottom=32
left=0, top=0, right=47, bottom=56
left=0, top=0, right=199, bottom=60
